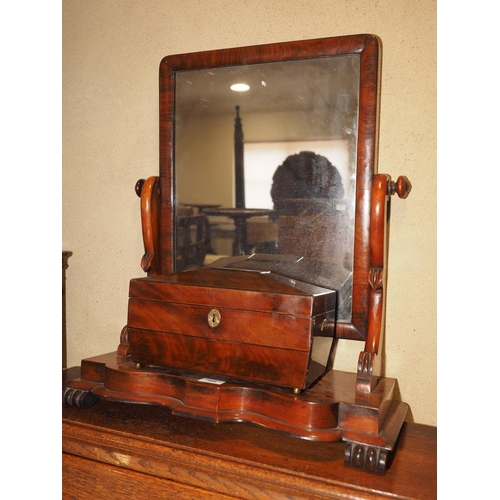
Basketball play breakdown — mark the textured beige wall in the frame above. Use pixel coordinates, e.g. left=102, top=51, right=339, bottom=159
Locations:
left=63, top=0, right=436, bottom=425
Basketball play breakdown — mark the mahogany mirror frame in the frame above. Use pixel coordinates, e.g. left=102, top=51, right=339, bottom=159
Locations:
left=157, top=34, right=381, bottom=342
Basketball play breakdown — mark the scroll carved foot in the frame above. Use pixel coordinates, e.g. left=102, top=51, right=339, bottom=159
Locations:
left=62, top=386, right=99, bottom=409
left=356, top=351, right=381, bottom=394
left=117, top=325, right=130, bottom=356
left=344, top=442, right=389, bottom=474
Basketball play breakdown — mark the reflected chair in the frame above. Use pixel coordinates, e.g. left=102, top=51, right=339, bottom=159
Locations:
left=176, top=206, right=211, bottom=271
left=271, top=151, right=351, bottom=269
left=271, top=151, right=345, bottom=203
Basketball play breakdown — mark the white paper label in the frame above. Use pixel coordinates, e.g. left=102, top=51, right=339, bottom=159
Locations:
left=198, top=377, right=226, bottom=385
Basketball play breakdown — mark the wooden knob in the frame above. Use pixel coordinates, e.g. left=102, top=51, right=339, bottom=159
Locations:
left=320, top=319, right=336, bottom=334
left=135, top=179, right=145, bottom=197
left=389, top=176, right=411, bottom=199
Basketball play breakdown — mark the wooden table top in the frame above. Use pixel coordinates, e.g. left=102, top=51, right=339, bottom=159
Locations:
left=63, top=367, right=436, bottom=499
left=202, top=207, right=275, bottom=219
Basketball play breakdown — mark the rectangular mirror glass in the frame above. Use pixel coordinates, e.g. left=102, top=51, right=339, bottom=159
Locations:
left=175, top=56, right=359, bottom=321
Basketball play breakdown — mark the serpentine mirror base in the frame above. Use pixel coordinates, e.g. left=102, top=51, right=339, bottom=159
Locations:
left=63, top=351, right=408, bottom=474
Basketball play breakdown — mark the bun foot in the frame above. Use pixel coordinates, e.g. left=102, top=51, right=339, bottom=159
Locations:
left=344, top=442, right=389, bottom=474
left=62, top=386, right=99, bottom=409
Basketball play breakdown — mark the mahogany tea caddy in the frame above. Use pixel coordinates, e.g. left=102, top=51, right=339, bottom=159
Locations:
left=63, top=34, right=411, bottom=474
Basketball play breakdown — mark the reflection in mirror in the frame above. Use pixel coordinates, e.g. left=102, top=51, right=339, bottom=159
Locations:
left=175, top=55, right=360, bottom=321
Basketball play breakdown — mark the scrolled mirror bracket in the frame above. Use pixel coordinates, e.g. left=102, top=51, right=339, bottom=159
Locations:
left=356, top=173, right=411, bottom=395
left=138, top=176, right=161, bottom=276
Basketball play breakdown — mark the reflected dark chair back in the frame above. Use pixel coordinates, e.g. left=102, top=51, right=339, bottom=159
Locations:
left=270, top=151, right=350, bottom=268
left=271, top=151, right=344, bottom=207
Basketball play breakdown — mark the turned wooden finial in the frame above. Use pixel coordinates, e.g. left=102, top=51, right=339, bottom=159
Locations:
left=389, top=176, right=411, bottom=199
left=135, top=178, right=145, bottom=197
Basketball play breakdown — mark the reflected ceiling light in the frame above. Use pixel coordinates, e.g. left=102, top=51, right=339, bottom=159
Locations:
left=230, top=83, right=250, bottom=92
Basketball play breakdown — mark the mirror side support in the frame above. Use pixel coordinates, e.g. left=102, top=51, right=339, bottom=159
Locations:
left=356, top=174, right=411, bottom=394
left=136, top=176, right=161, bottom=276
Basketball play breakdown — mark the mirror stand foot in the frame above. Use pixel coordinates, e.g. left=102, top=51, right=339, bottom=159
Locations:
left=62, top=385, right=99, bottom=409
left=344, top=442, right=389, bottom=474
